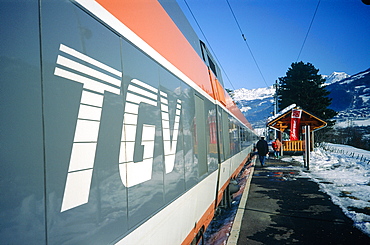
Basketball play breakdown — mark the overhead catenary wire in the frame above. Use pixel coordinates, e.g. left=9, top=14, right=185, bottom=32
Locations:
left=296, top=0, right=321, bottom=62
left=183, top=0, right=236, bottom=90
left=226, top=0, right=268, bottom=87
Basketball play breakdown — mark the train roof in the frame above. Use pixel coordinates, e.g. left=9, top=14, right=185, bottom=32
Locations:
left=90, top=0, right=252, bottom=129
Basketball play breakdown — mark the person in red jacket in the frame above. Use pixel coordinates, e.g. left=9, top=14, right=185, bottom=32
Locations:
left=272, top=138, right=282, bottom=159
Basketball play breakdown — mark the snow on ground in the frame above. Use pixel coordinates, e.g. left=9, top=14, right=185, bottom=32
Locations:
left=284, top=143, right=370, bottom=236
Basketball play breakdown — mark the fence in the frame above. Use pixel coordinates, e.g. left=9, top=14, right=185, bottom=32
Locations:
left=283, top=140, right=304, bottom=151
left=319, top=142, right=370, bottom=165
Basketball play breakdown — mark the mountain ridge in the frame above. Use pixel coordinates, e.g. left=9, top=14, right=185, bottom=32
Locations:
left=233, top=69, right=370, bottom=128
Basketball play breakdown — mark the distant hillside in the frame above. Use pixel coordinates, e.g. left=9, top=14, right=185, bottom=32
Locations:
left=326, top=68, right=370, bottom=120
left=233, top=70, right=370, bottom=128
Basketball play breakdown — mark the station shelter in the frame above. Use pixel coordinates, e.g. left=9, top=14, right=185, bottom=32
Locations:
left=267, top=105, right=327, bottom=152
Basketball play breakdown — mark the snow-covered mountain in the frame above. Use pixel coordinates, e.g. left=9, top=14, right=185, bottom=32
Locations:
left=233, top=86, right=275, bottom=128
left=326, top=68, right=370, bottom=122
left=234, top=70, right=369, bottom=128
left=322, top=72, right=350, bottom=86
left=233, top=86, right=275, bottom=101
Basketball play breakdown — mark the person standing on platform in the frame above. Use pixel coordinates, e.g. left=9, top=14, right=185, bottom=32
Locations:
left=272, top=138, right=282, bottom=159
left=256, top=136, right=269, bottom=167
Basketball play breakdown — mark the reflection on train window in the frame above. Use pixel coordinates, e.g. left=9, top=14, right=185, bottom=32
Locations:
left=194, top=94, right=208, bottom=176
left=222, top=111, right=230, bottom=159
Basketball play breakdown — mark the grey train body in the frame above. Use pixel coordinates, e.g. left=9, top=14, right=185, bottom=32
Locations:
left=0, top=0, right=257, bottom=244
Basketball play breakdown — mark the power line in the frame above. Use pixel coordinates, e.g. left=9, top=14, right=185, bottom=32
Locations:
left=296, top=0, right=321, bottom=62
left=183, top=0, right=236, bottom=90
left=226, top=0, right=268, bottom=87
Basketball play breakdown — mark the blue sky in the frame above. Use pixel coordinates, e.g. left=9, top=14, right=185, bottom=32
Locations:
left=177, top=0, right=370, bottom=90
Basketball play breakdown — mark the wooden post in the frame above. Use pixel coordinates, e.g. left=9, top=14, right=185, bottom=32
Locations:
left=279, top=126, right=284, bottom=157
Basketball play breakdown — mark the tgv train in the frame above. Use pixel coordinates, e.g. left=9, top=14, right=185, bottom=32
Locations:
left=0, top=0, right=258, bottom=244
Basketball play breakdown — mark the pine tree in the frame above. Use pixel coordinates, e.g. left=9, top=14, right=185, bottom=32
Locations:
left=278, top=61, right=337, bottom=125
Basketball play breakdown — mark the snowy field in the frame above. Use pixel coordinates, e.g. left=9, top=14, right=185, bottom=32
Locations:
left=286, top=143, right=370, bottom=236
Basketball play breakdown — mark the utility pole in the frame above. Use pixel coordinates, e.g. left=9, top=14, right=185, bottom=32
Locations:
left=273, top=80, right=279, bottom=139
left=273, top=80, right=279, bottom=116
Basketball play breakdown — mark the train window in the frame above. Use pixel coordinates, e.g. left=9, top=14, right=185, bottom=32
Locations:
left=240, top=127, right=245, bottom=142
left=240, top=127, right=248, bottom=149
left=230, top=123, right=240, bottom=155
left=194, top=94, right=208, bottom=176
left=200, top=40, right=219, bottom=79
left=208, top=56, right=217, bottom=76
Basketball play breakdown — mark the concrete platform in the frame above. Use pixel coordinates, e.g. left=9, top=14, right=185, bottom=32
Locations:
left=230, top=157, right=370, bottom=244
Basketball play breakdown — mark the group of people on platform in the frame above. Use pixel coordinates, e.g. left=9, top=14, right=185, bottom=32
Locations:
left=255, top=136, right=282, bottom=167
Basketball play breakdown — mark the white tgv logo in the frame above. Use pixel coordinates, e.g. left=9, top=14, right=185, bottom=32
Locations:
left=54, top=44, right=181, bottom=212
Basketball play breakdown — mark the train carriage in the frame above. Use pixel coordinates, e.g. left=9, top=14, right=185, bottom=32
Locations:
left=0, top=0, right=258, bottom=244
